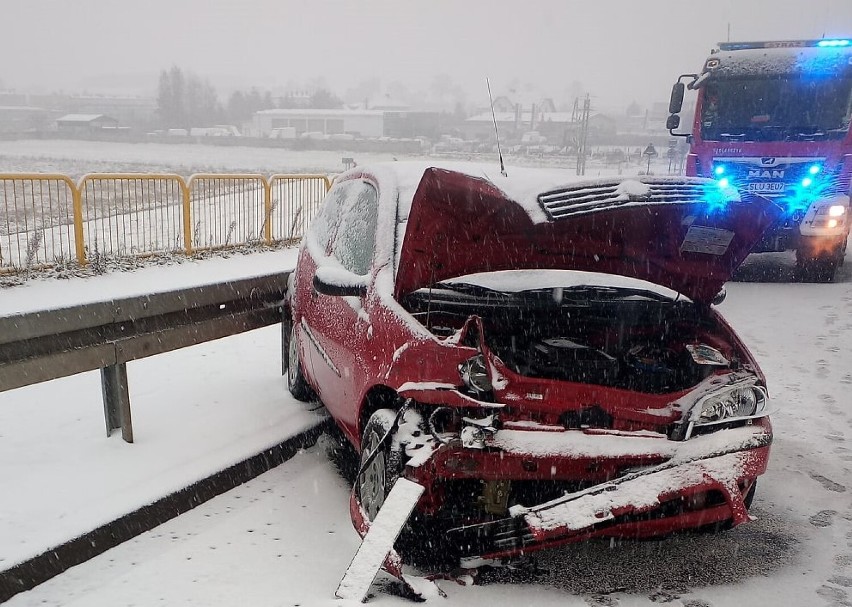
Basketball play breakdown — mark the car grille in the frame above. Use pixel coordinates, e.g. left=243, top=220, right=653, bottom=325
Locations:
left=538, top=179, right=710, bottom=220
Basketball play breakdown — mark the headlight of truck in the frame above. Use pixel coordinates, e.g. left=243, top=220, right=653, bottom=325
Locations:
left=694, top=384, right=767, bottom=424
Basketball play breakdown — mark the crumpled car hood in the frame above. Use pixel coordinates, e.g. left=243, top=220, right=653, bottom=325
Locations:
left=394, top=168, right=782, bottom=304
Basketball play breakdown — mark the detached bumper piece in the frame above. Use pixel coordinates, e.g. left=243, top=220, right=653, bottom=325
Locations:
left=446, top=443, right=769, bottom=560
left=338, top=478, right=426, bottom=602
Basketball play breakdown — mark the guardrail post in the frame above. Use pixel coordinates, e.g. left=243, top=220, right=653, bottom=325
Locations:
left=180, top=178, right=192, bottom=255
left=101, top=363, right=133, bottom=443
left=71, top=183, right=86, bottom=266
left=263, top=179, right=273, bottom=245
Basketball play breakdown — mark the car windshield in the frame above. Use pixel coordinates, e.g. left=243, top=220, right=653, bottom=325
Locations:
left=700, top=75, right=852, bottom=141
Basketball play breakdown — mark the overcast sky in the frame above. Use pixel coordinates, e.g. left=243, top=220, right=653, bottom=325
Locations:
left=2, top=0, right=850, bottom=109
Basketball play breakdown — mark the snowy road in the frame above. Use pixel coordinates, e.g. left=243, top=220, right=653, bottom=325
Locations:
left=4, top=251, right=852, bottom=607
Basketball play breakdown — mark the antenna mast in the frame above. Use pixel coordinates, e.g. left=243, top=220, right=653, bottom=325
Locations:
left=486, top=78, right=507, bottom=177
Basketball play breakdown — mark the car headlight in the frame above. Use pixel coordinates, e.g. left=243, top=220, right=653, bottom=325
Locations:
left=459, top=354, right=493, bottom=394
left=812, top=204, right=847, bottom=229
left=695, top=384, right=767, bottom=424
left=815, top=204, right=846, bottom=217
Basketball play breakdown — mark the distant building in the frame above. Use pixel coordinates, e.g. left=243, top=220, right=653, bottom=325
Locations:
left=365, top=94, right=410, bottom=111
left=0, top=106, right=51, bottom=133
left=56, top=114, right=119, bottom=133
left=253, top=109, right=384, bottom=138
left=461, top=110, right=616, bottom=145
left=29, top=94, right=157, bottom=128
left=382, top=111, right=444, bottom=139
left=491, top=94, right=557, bottom=115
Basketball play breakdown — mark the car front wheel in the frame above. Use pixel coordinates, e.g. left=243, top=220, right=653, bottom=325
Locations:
left=356, top=409, right=404, bottom=521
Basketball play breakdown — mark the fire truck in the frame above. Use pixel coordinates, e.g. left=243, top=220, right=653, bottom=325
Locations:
left=666, top=39, right=852, bottom=281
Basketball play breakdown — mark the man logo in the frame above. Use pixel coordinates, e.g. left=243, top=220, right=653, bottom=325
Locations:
left=760, top=157, right=776, bottom=166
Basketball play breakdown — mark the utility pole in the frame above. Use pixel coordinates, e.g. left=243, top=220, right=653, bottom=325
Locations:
left=576, top=95, right=591, bottom=176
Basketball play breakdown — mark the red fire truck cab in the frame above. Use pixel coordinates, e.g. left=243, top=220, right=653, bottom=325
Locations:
left=667, top=39, right=852, bottom=281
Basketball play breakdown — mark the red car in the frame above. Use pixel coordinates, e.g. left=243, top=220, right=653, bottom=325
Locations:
left=284, top=162, right=780, bottom=563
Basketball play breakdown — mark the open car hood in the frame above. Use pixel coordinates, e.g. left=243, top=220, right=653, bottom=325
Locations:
left=394, top=168, right=782, bottom=304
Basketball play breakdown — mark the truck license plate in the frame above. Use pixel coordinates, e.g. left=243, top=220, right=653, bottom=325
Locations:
left=748, top=182, right=785, bottom=193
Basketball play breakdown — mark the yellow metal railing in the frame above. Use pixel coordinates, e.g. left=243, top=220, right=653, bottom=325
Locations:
left=269, top=174, right=332, bottom=241
left=78, top=173, right=189, bottom=261
left=0, top=173, right=330, bottom=273
left=187, top=174, right=270, bottom=250
left=0, top=174, right=81, bottom=270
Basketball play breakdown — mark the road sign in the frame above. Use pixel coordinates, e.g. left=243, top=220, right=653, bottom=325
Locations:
left=643, top=143, right=658, bottom=157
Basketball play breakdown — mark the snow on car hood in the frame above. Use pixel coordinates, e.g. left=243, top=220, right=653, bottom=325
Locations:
left=394, top=167, right=782, bottom=304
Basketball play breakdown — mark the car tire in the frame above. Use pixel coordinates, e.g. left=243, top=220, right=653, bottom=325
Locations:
left=356, top=409, right=459, bottom=569
left=356, top=409, right=404, bottom=522
left=283, top=315, right=315, bottom=401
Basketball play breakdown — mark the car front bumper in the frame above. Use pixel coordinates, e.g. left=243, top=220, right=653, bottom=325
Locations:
left=351, top=417, right=772, bottom=560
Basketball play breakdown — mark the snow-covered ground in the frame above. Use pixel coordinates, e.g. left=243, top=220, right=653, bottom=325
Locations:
left=2, top=250, right=851, bottom=607
left=0, top=140, right=412, bottom=177
left=2, top=141, right=852, bottom=606
left=0, top=248, right=329, bottom=569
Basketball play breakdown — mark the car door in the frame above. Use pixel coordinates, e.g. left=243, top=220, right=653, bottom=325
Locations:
left=301, top=179, right=379, bottom=427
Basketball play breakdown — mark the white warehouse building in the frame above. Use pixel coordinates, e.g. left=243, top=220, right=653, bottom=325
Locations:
left=253, top=109, right=384, bottom=138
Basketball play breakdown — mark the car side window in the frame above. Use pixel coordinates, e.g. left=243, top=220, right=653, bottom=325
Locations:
left=332, top=182, right=378, bottom=276
left=309, top=181, right=349, bottom=254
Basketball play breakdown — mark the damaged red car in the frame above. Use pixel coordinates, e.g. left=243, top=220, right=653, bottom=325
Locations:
left=283, top=162, right=781, bottom=563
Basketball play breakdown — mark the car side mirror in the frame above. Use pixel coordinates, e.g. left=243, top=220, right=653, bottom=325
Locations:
left=666, top=114, right=681, bottom=130
left=313, top=266, right=368, bottom=297
left=712, top=287, right=727, bottom=306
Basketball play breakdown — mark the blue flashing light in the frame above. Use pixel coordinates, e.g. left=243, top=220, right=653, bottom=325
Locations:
left=714, top=165, right=726, bottom=176
left=780, top=177, right=832, bottom=216
left=702, top=180, right=736, bottom=215
left=817, top=39, right=851, bottom=47
left=809, top=165, right=822, bottom=175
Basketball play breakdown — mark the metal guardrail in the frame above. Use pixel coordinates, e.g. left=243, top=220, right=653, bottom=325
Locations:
left=0, top=173, right=331, bottom=273
left=0, top=271, right=290, bottom=442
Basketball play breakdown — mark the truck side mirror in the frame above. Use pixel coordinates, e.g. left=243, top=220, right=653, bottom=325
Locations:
left=669, top=82, right=685, bottom=114
left=666, top=114, right=681, bottom=130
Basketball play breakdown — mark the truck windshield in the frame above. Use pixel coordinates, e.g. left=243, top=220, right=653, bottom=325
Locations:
left=700, top=75, right=852, bottom=142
